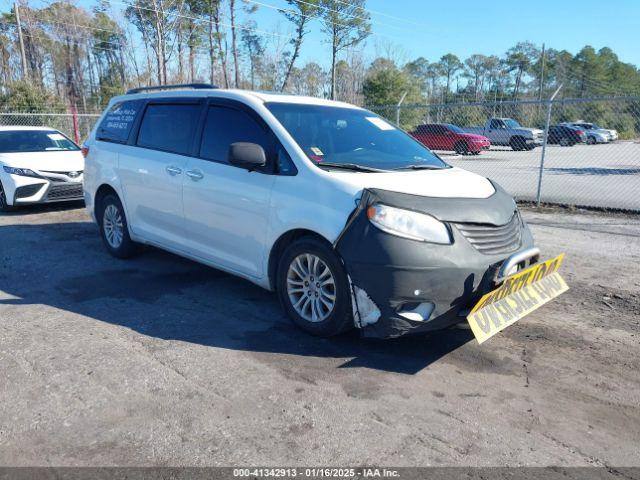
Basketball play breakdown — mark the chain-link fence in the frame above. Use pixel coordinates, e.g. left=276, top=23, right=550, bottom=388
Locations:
left=369, top=97, right=640, bottom=211
left=1, top=97, right=639, bottom=211
left=0, top=112, right=100, bottom=145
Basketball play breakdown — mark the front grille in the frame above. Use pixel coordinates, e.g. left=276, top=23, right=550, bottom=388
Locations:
left=46, top=183, right=83, bottom=200
left=40, top=170, right=83, bottom=182
left=15, top=183, right=46, bottom=199
left=455, top=212, right=522, bottom=255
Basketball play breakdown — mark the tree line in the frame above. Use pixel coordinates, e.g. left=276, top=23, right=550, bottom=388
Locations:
left=0, top=0, right=639, bottom=114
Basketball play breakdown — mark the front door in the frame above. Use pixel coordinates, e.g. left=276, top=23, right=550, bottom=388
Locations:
left=181, top=103, right=276, bottom=278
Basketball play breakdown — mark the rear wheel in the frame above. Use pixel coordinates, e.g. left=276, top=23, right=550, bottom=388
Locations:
left=0, top=181, right=15, bottom=213
left=97, top=193, right=139, bottom=259
left=559, top=137, right=570, bottom=147
left=454, top=141, right=469, bottom=155
left=587, top=136, right=596, bottom=145
left=277, top=237, right=353, bottom=337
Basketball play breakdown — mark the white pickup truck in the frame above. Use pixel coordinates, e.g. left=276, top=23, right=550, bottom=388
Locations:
left=462, top=118, right=544, bottom=151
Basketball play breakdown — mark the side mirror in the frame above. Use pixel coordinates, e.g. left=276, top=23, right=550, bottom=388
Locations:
left=228, top=142, right=266, bottom=171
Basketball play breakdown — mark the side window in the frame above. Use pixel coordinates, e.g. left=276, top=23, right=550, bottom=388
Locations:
left=96, top=100, right=143, bottom=143
left=489, top=119, right=501, bottom=129
left=137, top=103, right=201, bottom=155
left=276, top=147, right=297, bottom=176
left=200, top=106, right=271, bottom=164
left=434, top=126, right=447, bottom=134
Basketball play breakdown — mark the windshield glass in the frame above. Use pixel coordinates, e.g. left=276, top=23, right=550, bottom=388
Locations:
left=0, top=130, right=79, bottom=153
left=266, top=103, right=447, bottom=171
left=504, top=119, right=522, bottom=129
left=445, top=124, right=464, bottom=133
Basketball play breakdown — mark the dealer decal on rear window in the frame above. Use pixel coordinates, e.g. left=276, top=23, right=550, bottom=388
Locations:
left=467, top=254, right=568, bottom=344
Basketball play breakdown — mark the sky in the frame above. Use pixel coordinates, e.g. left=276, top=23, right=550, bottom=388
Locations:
left=7, top=0, right=640, bottom=68
left=256, top=0, right=640, bottom=68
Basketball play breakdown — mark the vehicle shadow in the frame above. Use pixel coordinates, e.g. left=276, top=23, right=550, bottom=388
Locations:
left=546, top=167, right=640, bottom=176
left=0, top=200, right=85, bottom=216
left=0, top=221, right=474, bottom=375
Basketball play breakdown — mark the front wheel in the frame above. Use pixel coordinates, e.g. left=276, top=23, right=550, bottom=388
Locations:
left=510, top=136, right=527, bottom=151
left=454, top=141, right=469, bottom=155
left=559, top=137, right=570, bottom=147
left=0, top=181, right=15, bottom=213
left=277, top=237, right=353, bottom=337
left=98, top=193, right=139, bottom=259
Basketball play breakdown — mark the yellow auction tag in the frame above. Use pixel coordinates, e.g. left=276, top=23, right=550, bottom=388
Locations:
left=467, top=254, right=568, bottom=344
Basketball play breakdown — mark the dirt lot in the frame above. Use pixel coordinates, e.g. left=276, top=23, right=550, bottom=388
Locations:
left=0, top=203, right=639, bottom=467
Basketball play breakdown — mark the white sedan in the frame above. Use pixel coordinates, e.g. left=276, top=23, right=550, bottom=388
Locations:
left=0, top=126, right=84, bottom=212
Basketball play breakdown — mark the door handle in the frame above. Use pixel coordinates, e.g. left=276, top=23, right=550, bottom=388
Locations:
left=185, top=170, right=204, bottom=181
left=166, top=166, right=183, bottom=176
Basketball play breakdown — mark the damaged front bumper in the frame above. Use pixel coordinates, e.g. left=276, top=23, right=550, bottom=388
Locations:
left=335, top=184, right=536, bottom=339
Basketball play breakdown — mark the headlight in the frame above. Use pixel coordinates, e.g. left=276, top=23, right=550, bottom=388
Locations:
left=367, top=204, right=452, bottom=244
left=3, top=166, right=40, bottom=178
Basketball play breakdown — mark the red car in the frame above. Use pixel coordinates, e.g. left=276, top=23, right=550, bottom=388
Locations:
left=412, top=123, right=491, bottom=155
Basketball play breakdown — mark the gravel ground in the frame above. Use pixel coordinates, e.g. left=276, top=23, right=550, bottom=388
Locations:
left=0, top=203, right=639, bottom=467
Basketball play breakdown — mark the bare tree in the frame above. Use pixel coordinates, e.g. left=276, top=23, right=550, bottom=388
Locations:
left=228, top=0, right=239, bottom=87
left=319, top=0, right=370, bottom=100
left=279, top=0, right=318, bottom=92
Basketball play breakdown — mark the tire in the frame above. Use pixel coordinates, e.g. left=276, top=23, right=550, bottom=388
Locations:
left=559, top=137, right=570, bottom=147
left=276, top=237, right=353, bottom=337
left=454, top=141, right=469, bottom=155
left=587, top=136, right=596, bottom=145
left=510, top=136, right=527, bottom=151
left=97, top=193, right=139, bottom=259
left=0, top=181, right=15, bottom=213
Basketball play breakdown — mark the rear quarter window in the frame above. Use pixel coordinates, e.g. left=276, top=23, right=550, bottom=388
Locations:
left=96, top=100, right=144, bottom=143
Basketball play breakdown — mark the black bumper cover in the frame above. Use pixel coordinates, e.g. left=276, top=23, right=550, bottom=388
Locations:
left=335, top=183, right=535, bottom=339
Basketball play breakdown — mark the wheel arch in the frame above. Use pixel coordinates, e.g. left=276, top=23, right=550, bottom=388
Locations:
left=267, top=228, right=335, bottom=291
left=94, top=183, right=120, bottom=223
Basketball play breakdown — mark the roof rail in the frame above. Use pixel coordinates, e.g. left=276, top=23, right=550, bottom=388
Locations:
left=126, top=83, right=218, bottom=95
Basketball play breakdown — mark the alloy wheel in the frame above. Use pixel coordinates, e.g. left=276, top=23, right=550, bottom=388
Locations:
left=103, top=204, right=124, bottom=249
left=286, top=253, right=336, bottom=323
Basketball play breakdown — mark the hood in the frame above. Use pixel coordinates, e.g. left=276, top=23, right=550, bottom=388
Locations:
left=351, top=182, right=517, bottom=225
left=328, top=166, right=496, bottom=199
left=0, top=151, right=84, bottom=172
left=461, top=133, right=490, bottom=142
left=517, top=127, right=544, bottom=136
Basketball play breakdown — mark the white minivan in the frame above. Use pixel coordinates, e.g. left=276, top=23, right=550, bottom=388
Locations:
left=84, top=84, right=539, bottom=339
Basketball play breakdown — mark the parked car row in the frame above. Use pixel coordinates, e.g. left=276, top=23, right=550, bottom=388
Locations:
left=410, top=117, right=618, bottom=155
left=561, top=121, right=619, bottom=144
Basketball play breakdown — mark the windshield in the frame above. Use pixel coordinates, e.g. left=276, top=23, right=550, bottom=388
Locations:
left=266, top=103, right=447, bottom=171
left=0, top=130, right=79, bottom=153
left=445, top=124, right=464, bottom=134
left=504, top=119, right=522, bottom=129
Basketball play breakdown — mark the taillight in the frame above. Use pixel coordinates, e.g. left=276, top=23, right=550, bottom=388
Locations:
left=576, top=130, right=584, bottom=136
left=81, top=146, right=89, bottom=158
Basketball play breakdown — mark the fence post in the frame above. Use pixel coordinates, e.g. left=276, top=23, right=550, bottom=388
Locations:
left=70, top=104, right=80, bottom=145
left=396, top=91, right=407, bottom=127
left=536, top=85, right=563, bottom=207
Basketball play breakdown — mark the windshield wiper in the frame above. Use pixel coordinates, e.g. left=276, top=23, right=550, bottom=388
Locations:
left=393, top=164, right=445, bottom=171
left=315, top=162, right=388, bottom=173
